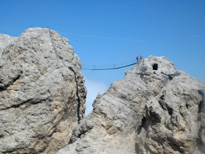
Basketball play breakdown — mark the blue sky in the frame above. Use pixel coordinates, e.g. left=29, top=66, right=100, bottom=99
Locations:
left=1, top=0, right=205, bottom=114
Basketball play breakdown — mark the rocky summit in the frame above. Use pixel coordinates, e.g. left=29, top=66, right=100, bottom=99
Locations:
left=0, top=28, right=86, bottom=154
left=0, top=28, right=204, bottom=154
left=58, top=56, right=205, bottom=154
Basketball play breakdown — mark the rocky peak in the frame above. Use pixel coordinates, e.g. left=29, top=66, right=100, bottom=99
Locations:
left=1, top=28, right=204, bottom=154
left=0, top=28, right=86, bottom=154
left=58, top=56, right=205, bottom=154
left=131, top=56, right=177, bottom=74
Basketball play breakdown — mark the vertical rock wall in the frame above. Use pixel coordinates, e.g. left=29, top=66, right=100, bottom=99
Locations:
left=0, top=28, right=86, bottom=154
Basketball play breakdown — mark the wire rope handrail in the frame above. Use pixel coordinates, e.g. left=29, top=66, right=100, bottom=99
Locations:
left=82, top=62, right=137, bottom=71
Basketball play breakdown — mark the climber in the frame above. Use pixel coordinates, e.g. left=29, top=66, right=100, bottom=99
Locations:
left=136, top=56, right=139, bottom=62
left=140, top=56, right=143, bottom=61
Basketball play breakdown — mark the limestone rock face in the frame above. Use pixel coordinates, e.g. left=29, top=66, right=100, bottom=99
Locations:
left=0, top=28, right=86, bottom=154
left=58, top=56, right=205, bottom=154
left=0, top=34, right=17, bottom=58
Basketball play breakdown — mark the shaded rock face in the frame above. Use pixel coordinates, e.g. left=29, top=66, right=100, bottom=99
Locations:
left=0, top=28, right=86, bottom=154
left=58, top=56, right=205, bottom=154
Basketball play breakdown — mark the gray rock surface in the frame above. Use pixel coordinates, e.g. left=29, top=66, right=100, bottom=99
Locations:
left=0, top=34, right=17, bottom=58
left=58, top=56, right=205, bottom=154
left=0, top=28, right=86, bottom=154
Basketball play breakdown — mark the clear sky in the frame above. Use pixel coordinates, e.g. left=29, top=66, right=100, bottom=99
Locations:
left=1, top=0, right=205, bottom=114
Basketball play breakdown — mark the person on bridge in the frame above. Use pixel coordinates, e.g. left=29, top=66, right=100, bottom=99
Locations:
left=136, top=56, right=139, bottom=62
left=140, top=56, right=143, bottom=61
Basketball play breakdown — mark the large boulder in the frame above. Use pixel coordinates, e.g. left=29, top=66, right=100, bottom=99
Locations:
left=58, top=56, right=205, bottom=154
left=0, top=28, right=86, bottom=154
